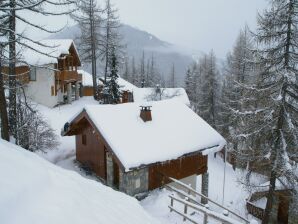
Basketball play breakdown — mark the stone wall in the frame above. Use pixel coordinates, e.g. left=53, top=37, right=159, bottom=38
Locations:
left=119, top=168, right=149, bottom=196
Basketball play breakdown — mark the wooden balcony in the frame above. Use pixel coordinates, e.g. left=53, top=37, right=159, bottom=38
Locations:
left=56, top=70, right=82, bottom=83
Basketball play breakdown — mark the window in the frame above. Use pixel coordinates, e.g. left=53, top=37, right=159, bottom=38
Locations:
left=29, top=67, right=36, bottom=81
left=135, top=178, right=141, bottom=189
left=82, top=134, right=87, bottom=145
left=51, top=86, right=55, bottom=96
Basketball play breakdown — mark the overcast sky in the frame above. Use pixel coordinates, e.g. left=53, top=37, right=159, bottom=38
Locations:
left=111, top=0, right=267, bottom=58
left=20, top=0, right=268, bottom=58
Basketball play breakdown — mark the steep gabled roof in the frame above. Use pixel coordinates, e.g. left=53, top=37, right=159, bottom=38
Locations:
left=21, top=39, right=81, bottom=66
left=63, top=100, right=226, bottom=171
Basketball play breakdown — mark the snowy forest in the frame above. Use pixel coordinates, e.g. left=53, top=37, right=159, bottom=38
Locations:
left=0, top=0, right=297, bottom=224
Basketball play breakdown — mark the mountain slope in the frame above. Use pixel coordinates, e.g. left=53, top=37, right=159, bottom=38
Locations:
left=49, top=24, right=194, bottom=85
left=0, top=139, right=159, bottom=224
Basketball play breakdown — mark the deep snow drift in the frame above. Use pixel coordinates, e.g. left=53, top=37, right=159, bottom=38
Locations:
left=0, top=139, right=159, bottom=224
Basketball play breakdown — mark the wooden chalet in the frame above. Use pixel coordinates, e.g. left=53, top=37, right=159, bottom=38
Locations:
left=2, top=39, right=82, bottom=108
left=62, top=100, right=226, bottom=197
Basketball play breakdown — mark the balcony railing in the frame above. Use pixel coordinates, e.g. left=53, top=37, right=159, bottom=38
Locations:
left=56, top=70, right=82, bottom=83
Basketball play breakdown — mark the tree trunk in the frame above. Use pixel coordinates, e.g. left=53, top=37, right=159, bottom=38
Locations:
left=262, top=170, right=276, bottom=224
left=0, top=52, right=10, bottom=141
left=8, top=0, right=17, bottom=140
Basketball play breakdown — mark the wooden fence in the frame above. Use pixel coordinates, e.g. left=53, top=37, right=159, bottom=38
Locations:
left=165, top=176, right=250, bottom=224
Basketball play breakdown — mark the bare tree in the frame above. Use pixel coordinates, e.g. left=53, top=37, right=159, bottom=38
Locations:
left=102, top=0, right=122, bottom=83
left=1, top=0, right=75, bottom=146
left=71, top=0, right=102, bottom=99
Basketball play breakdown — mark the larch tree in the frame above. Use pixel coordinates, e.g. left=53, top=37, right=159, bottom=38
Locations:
left=1, top=0, right=75, bottom=147
left=102, top=0, right=122, bottom=83
left=197, top=51, right=219, bottom=128
left=219, top=28, right=255, bottom=162
left=235, top=1, right=298, bottom=223
left=168, top=63, right=176, bottom=88
left=0, top=1, right=10, bottom=141
left=71, top=0, right=103, bottom=99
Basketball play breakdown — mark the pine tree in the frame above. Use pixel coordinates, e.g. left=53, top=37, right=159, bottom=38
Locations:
left=168, top=63, right=176, bottom=88
left=236, top=1, right=298, bottom=223
left=103, top=48, right=121, bottom=104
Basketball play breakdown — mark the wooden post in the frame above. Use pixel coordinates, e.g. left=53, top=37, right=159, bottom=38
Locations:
left=170, top=196, right=174, bottom=212
left=183, top=197, right=188, bottom=221
left=203, top=211, right=208, bottom=224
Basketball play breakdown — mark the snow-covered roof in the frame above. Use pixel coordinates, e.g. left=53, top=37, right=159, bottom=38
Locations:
left=117, top=77, right=138, bottom=92
left=21, top=39, right=80, bottom=66
left=133, top=88, right=190, bottom=105
left=0, top=139, right=159, bottom=224
left=78, top=70, right=103, bottom=87
left=67, top=99, right=226, bottom=171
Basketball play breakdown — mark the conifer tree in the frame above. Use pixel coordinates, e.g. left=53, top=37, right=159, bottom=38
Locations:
left=235, top=1, right=298, bottom=223
left=103, top=48, right=121, bottom=104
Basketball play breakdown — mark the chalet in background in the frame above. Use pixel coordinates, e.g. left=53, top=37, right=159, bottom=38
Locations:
left=62, top=100, right=226, bottom=197
left=2, top=39, right=82, bottom=108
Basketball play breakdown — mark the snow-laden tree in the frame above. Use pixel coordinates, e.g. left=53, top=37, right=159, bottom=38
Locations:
left=168, top=63, right=176, bottom=88
left=235, top=1, right=298, bottom=223
left=71, top=0, right=103, bottom=99
left=0, top=0, right=75, bottom=147
left=101, top=0, right=122, bottom=83
left=219, top=28, right=255, bottom=162
left=103, top=48, right=121, bottom=104
left=196, top=51, right=220, bottom=128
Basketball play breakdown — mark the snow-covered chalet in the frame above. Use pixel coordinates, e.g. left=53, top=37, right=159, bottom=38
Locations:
left=62, top=99, right=226, bottom=196
left=2, top=39, right=82, bottom=108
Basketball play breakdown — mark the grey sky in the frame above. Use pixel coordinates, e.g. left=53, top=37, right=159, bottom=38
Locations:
left=111, top=0, right=267, bottom=58
left=19, top=0, right=268, bottom=58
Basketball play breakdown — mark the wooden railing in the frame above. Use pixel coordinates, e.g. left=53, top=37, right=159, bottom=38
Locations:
left=169, top=194, right=243, bottom=224
left=165, top=176, right=250, bottom=224
left=56, top=70, right=82, bottom=83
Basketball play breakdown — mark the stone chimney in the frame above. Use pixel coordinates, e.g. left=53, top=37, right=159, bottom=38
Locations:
left=140, top=106, right=152, bottom=122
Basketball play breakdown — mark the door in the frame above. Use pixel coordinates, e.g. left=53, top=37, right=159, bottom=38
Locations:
left=113, top=159, right=119, bottom=189
left=278, top=194, right=289, bottom=224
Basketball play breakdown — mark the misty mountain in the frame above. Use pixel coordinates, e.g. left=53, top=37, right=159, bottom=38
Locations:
left=49, top=24, right=195, bottom=85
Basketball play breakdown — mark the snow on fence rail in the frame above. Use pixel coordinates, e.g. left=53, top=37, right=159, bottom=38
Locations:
left=169, top=194, right=242, bottom=224
left=165, top=176, right=250, bottom=224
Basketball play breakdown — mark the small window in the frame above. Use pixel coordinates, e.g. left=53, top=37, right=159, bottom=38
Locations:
left=82, top=134, right=87, bottom=145
left=29, top=67, right=36, bottom=81
left=135, top=178, right=141, bottom=189
left=51, top=86, right=55, bottom=96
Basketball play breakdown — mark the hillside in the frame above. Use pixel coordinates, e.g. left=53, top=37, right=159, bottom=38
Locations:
left=49, top=24, right=194, bottom=84
left=0, top=139, right=159, bottom=224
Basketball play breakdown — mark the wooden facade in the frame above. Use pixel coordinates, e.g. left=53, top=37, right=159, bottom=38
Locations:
left=63, top=111, right=208, bottom=192
left=2, top=66, right=30, bottom=84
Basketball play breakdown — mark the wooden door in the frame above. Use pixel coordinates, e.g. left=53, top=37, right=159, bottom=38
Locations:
left=278, top=195, right=289, bottom=224
left=113, top=159, right=119, bottom=189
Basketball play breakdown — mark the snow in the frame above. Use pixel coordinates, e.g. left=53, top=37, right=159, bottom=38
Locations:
left=79, top=70, right=103, bottom=87
left=21, top=39, right=79, bottom=66
left=68, top=99, right=226, bottom=171
left=133, top=87, right=190, bottom=105
left=0, top=139, right=159, bottom=224
left=37, top=97, right=99, bottom=163
left=141, top=156, right=257, bottom=224
left=117, top=77, right=138, bottom=91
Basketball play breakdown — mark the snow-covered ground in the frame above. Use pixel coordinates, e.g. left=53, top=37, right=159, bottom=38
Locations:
left=0, top=139, right=159, bottom=224
left=35, top=97, right=256, bottom=224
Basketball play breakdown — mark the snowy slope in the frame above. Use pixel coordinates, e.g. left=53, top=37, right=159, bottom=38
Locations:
left=0, top=139, right=159, bottom=224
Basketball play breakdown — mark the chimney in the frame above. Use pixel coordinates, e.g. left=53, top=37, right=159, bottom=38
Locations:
left=140, top=106, right=152, bottom=122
